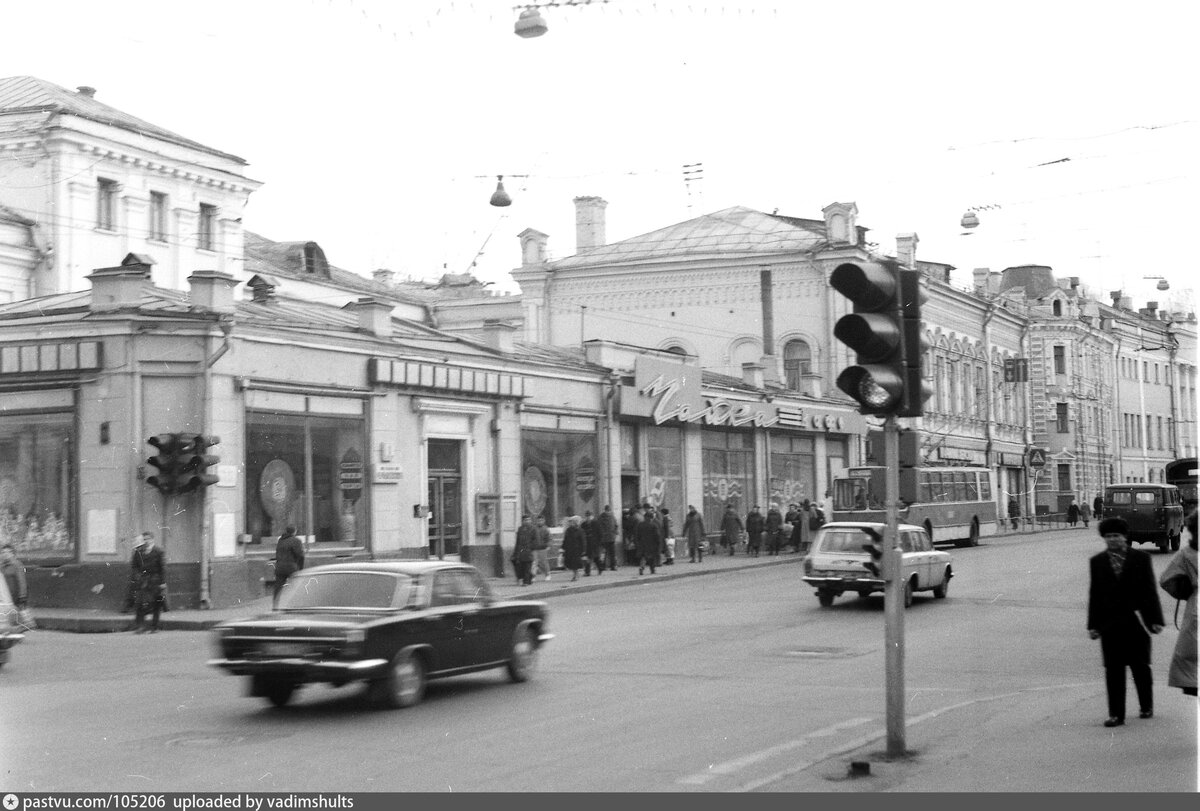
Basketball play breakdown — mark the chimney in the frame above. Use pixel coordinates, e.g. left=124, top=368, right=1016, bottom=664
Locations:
left=344, top=297, right=393, bottom=338
left=574, top=196, right=607, bottom=252
left=188, top=270, right=238, bottom=314
left=481, top=319, right=517, bottom=353
left=1140, top=302, right=1159, bottom=318
left=896, top=233, right=919, bottom=269
left=519, top=228, right=549, bottom=267
left=373, top=269, right=395, bottom=287
left=87, top=253, right=153, bottom=312
left=741, top=362, right=765, bottom=389
left=76, top=86, right=96, bottom=98
left=973, top=268, right=990, bottom=295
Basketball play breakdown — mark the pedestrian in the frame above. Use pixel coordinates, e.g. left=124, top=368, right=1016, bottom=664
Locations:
left=1080, top=500, right=1091, bottom=529
left=784, top=503, right=803, bottom=554
left=765, top=505, right=784, bottom=556
left=130, top=532, right=166, bottom=634
left=1, top=543, right=29, bottom=626
left=512, top=514, right=536, bottom=586
left=562, top=515, right=586, bottom=581
left=1094, top=493, right=1104, bottom=521
left=659, top=507, right=675, bottom=565
left=621, top=507, right=640, bottom=567
left=598, top=504, right=619, bottom=571
left=533, top=515, right=552, bottom=582
left=683, top=505, right=706, bottom=563
left=1087, top=516, right=1165, bottom=726
left=720, top=504, right=743, bottom=556
left=582, top=509, right=602, bottom=576
left=272, top=525, right=305, bottom=607
left=795, top=499, right=814, bottom=553
left=1008, top=497, right=1021, bottom=531
left=1067, top=500, right=1080, bottom=528
left=634, top=506, right=662, bottom=575
left=745, top=505, right=765, bottom=557
left=1159, top=510, right=1197, bottom=697
left=808, top=500, right=827, bottom=552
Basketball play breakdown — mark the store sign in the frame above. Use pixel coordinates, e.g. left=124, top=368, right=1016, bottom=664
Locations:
left=339, top=448, right=364, bottom=501
left=622, top=357, right=854, bottom=432
left=374, top=463, right=403, bottom=483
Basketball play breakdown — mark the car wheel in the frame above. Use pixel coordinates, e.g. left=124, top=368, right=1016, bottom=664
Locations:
left=903, top=578, right=915, bottom=608
left=507, top=626, right=538, bottom=683
left=817, top=590, right=835, bottom=608
left=252, top=676, right=295, bottom=708
left=933, top=571, right=949, bottom=599
left=1170, top=532, right=1181, bottom=552
left=378, top=651, right=426, bottom=709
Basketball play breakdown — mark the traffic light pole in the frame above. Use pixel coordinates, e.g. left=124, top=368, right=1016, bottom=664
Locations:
left=883, top=414, right=906, bottom=757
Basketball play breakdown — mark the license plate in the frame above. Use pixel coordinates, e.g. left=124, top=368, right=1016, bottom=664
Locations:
left=260, top=642, right=311, bottom=657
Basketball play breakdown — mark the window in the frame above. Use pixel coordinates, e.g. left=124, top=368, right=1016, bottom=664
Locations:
left=198, top=203, right=217, bottom=251
left=1056, top=402, right=1069, bottom=433
left=149, top=192, right=168, bottom=242
left=1053, top=345, right=1066, bottom=375
left=1057, top=463, right=1071, bottom=492
left=1053, top=300, right=1063, bottom=316
left=783, top=340, right=812, bottom=390
left=0, top=412, right=76, bottom=562
left=97, top=178, right=118, bottom=230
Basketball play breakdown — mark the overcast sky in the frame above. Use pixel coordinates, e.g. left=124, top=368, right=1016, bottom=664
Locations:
left=3, top=0, right=1196, bottom=311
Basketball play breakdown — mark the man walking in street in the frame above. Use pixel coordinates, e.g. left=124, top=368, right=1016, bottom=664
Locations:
left=512, top=514, right=536, bottom=586
left=582, top=509, right=602, bottom=576
left=130, top=532, right=165, bottom=634
left=598, top=504, right=619, bottom=571
left=745, top=505, right=765, bottom=557
left=683, top=504, right=706, bottom=562
left=635, top=506, right=662, bottom=575
left=533, top=515, right=553, bottom=581
left=273, top=526, right=305, bottom=607
left=765, top=504, right=784, bottom=555
left=1088, top=516, right=1165, bottom=727
left=721, top=504, right=743, bottom=556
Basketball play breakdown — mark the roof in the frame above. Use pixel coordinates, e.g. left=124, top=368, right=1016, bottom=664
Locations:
left=299, top=561, right=475, bottom=576
left=550, top=206, right=828, bottom=269
left=0, top=203, right=34, bottom=226
left=0, top=76, right=246, bottom=164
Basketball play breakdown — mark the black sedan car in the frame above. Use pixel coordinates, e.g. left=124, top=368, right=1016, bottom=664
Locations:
left=209, top=561, right=552, bottom=709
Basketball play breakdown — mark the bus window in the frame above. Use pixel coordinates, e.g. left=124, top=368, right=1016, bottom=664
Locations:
left=965, top=472, right=979, bottom=501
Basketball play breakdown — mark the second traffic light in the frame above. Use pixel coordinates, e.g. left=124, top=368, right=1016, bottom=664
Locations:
left=177, top=434, right=221, bottom=493
left=830, top=260, right=931, bottom=417
left=146, top=433, right=183, bottom=494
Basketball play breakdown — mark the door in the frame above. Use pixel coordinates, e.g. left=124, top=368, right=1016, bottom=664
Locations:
left=427, top=439, right=463, bottom=559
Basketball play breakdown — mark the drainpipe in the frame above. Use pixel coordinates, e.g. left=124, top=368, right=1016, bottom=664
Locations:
left=491, top=402, right=504, bottom=578
left=198, top=319, right=233, bottom=609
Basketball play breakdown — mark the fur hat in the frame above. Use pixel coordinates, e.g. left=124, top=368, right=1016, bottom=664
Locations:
left=1098, top=516, right=1129, bottom=537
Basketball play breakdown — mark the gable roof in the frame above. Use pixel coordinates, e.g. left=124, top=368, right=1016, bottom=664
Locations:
left=550, top=206, right=828, bottom=269
left=0, top=76, right=246, bottom=164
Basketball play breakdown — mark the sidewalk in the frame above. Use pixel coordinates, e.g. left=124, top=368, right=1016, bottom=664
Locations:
left=29, top=547, right=804, bottom=633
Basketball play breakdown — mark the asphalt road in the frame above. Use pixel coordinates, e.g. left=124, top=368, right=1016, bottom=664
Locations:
left=2, top=527, right=1195, bottom=792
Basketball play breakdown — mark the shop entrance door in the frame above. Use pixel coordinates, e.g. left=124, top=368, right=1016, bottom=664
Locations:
left=427, top=439, right=463, bottom=558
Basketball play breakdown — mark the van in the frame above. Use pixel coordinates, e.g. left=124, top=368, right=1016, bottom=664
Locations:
left=1100, top=483, right=1185, bottom=552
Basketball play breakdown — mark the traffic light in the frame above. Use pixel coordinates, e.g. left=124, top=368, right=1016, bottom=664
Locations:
left=897, top=429, right=922, bottom=505
left=862, top=526, right=885, bottom=578
left=177, top=434, right=221, bottom=493
left=146, top=433, right=183, bottom=494
left=829, top=260, right=931, bottom=417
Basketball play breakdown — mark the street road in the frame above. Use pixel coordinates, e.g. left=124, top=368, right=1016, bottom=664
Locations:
left=2, top=528, right=1195, bottom=792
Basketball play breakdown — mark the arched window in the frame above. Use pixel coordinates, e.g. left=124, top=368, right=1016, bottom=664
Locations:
left=664, top=345, right=688, bottom=356
left=783, top=339, right=812, bottom=390
left=1053, top=300, right=1062, bottom=316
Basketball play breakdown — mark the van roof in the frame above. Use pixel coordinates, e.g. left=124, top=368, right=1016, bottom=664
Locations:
left=1105, top=483, right=1179, bottom=491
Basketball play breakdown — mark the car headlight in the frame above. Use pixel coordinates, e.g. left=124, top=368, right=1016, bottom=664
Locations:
left=343, top=629, right=366, bottom=644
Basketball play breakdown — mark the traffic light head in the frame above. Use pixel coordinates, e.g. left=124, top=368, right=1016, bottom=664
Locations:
left=177, top=434, right=221, bottom=493
left=146, top=433, right=182, bottom=494
left=861, top=526, right=885, bottom=578
left=830, top=261, right=930, bottom=417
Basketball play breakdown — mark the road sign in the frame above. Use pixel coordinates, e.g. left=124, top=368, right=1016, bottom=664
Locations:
left=1004, top=358, right=1029, bottom=383
left=1027, top=448, right=1047, bottom=468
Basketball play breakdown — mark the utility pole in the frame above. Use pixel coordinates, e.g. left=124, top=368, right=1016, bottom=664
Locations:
left=882, top=415, right=905, bottom=756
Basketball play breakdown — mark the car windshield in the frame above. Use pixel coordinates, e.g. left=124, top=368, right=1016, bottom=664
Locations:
left=818, top=528, right=876, bottom=554
left=277, top=572, right=412, bottom=610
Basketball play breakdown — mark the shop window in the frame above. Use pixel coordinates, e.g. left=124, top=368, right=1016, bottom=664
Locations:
left=646, top=424, right=684, bottom=522
left=701, top=429, right=754, bottom=532
left=244, top=412, right=368, bottom=546
left=0, top=413, right=75, bottom=561
left=521, top=429, right=598, bottom=525
left=768, top=434, right=815, bottom=512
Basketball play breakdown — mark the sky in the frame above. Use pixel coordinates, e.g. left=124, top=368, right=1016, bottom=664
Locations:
left=3, top=0, right=1196, bottom=311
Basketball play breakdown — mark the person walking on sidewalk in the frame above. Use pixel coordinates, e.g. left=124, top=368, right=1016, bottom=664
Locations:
left=765, top=505, right=784, bottom=555
left=533, top=515, right=553, bottom=582
left=1008, top=497, right=1021, bottom=531
left=634, top=506, right=662, bottom=575
left=598, top=504, right=619, bottom=571
left=745, top=506, right=765, bottom=557
left=1088, top=516, right=1165, bottom=727
left=1068, top=500, right=1080, bottom=528
left=1159, top=510, right=1197, bottom=697
left=272, top=526, right=305, bottom=608
left=1094, top=493, right=1104, bottom=522
left=1, top=543, right=28, bottom=619
left=683, top=505, right=706, bottom=562
left=512, top=514, right=536, bottom=586
left=130, top=532, right=165, bottom=634
left=1080, top=500, right=1091, bottom=529
left=721, top=504, right=743, bottom=556
left=562, top=515, right=586, bottom=581
left=659, top=507, right=675, bottom=565
left=582, top=510, right=602, bottom=576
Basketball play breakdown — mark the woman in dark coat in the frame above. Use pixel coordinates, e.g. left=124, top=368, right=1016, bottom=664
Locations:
left=720, top=505, right=743, bottom=556
left=562, top=516, right=586, bottom=581
left=765, top=506, right=784, bottom=555
left=581, top=510, right=602, bottom=576
left=634, top=508, right=662, bottom=575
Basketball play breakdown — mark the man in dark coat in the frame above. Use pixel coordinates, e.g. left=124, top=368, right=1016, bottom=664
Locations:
left=512, top=514, right=536, bottom=586
left=682, top=505, right=706, bottom=562
left=745, top=506, right=765, bottom=557
left=581, top=510, right=602, bottom=576
left=634, top=507, right=662, bottom=575
left=273, top=526, right=305, bottom=607
left=1093, top=493, right=1105, bottom=521
left=784, top=503, right=804, bottom=553
left=765, top=505, right=784, bottom=556
left=1087, top=516, right=1165, bottom=727
left=562, top=515, right=586, bottom=581
left=598, top=504, right=619, bottom=571
left=720, top=504, right=743, bottom=556
left=131, top=532, right=165, bottom=633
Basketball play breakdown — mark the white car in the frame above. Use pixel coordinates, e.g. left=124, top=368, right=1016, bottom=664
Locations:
left=802, top=521, right=953, bottom=608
